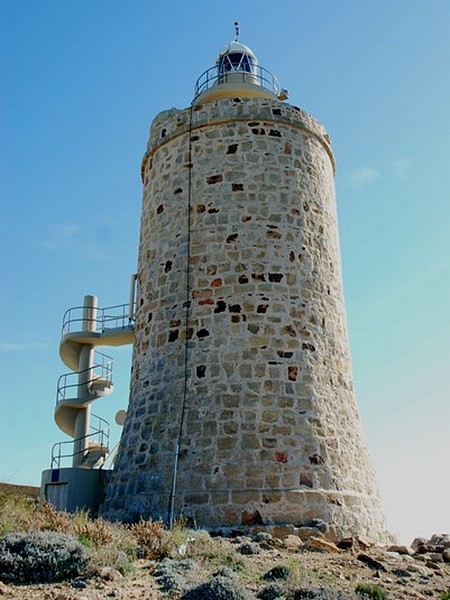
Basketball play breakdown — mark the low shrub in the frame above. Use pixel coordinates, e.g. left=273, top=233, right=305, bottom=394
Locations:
left=129, top=517, right=173, bottom=559
left=355, top=583, right=388, bottom=600
left=73, top=513, right=114, bottom=547
left=213, top=551, right=246, bottom=573
left=181, top=574, right=256, bottom=600
left=34, top=502, right=74, bottom=532
left=238, top=541, right=261, bottom=555
left=87, top=526, right=137, bottom=575
left=215, top=566, right=238, bottom=579
left=0, top=531, right=88, bottom=583
left=257, top=582, right=286, bottom=599
left=153, top=558, right=192, bottom=593
left=286, top=587, right=357, bottom=600
left=262, top=565, right=292, bottom=581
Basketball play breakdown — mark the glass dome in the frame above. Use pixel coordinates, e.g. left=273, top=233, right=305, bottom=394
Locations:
left=217, top=40, right=258, bottom=76
left=194, top=39, right=284, bottom=103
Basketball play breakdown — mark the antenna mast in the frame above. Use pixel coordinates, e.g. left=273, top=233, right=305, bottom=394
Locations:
left=234, top=21, right=240, bottom=41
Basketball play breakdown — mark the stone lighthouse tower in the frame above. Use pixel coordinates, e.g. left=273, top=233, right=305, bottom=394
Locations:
left=102, top=30, right=391, bottom=542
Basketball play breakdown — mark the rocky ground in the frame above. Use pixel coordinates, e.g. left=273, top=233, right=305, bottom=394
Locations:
left=0, top=532, right=449, bottom=600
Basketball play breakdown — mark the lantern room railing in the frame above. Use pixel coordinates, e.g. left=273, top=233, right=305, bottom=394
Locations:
left=194, top=64, right=281, bottom=100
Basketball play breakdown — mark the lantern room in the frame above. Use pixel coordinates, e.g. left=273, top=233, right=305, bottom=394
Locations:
left=194, top=25, right=288, bottom=104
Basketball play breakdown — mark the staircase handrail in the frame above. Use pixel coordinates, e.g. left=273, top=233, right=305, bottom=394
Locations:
left=56, top=351, right=113, bottom=405
left=89, top=413, right=110, bottom=445
left=51, top=415, right=110, bottom=469
left=61, top=302, right=136, bottom=338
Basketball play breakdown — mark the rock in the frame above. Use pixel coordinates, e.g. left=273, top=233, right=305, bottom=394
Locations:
left=299, top=518, right=329, bottom=533
left=99, top=567, right=124, bottom=581
left=387, top=544, right=413, bottom=555
left=357, top=553, right=387, bottom=571
left=304, top=536, right=340, bottom=553
left=283, top=534, right=304, bottom=550
left=428, top=552, right=443, bottom=562
left=415, top=544, right=434, bottom=554
left=71, top=578, right=88, bottom=589
left=253, top=532, right=273, bottom=543
left=337, top=536, right=371, bottom=551
left=406, top=563, right=430, bottom=576
left=412, top=533, right=450, bottom=555
left=392, top=568, right=412, bottom=578
left=411, top=537, right=427, bottom=552
left=425, top=559, right=441, bottom=570
left=442, top=548, right=450, bottom=563
left=252, top=532, right=280, bottom=549
left=354, top=535, right=373, bottom=549
left=269, top=525, right=297, bottom=539
left=336, top=537, right=353, bottom=550
left=430, top=533, right=450, bottom=548
left=297, top=527, right=324, bottom=541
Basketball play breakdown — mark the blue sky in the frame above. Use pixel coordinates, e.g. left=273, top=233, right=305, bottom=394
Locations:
left=1, top=1, right=449, bottom=544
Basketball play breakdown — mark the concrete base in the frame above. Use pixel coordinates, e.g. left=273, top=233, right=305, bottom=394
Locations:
left=41, top=468, right=110, bottom=515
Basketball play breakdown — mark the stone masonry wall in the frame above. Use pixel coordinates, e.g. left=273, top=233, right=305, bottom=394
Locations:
left=101, top=97, right=391, bottom=542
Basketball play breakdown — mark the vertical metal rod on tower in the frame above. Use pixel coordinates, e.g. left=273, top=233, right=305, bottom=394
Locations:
left=128, top=274, right=137, bottom=322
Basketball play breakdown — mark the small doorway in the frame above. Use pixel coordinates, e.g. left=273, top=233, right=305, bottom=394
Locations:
left=45, top=482, right=68, bottom=511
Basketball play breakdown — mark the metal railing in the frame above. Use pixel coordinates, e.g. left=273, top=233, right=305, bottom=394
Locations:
left=194, top=64, right=281, bottom=100
left=61, top=302, right=135, bottom=338
left=51, top=414, right=110, bottom=469
left=56, top=351, right=113, bottom=405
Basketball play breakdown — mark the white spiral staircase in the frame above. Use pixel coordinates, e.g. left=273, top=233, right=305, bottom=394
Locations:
left=51, top=295, right=134, bottom=469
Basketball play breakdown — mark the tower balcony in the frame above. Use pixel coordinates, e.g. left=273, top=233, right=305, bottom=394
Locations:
left=194, top=63, right=282, bottom=102
left=193, top=38, right=288, bottom=104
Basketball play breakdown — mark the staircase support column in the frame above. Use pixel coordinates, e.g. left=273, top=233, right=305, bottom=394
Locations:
left=72, top=295, right=97, bottom=468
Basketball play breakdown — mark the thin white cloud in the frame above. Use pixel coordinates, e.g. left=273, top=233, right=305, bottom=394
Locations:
left=41, top=223, right=83, bottom=251
left=392, top=158, right=413, bottom=181
left=0, top=342, right=48, bottom=351
left=40, top=222, right=106, bottom=260
left=348, top=167, right=381, bottom=189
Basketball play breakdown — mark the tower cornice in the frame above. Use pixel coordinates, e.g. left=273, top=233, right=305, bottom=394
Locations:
left=141, top=99, right=335, bottom=183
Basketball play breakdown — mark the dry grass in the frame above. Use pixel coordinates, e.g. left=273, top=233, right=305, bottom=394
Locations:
left=0, top=491, right=241, bottom=581
left=130, top=517, right=173, bottom=559
left=0, top=492, right=41, bottom=536
left=1, top=490, right=449, bottom=599
left=0, top=491, right=174, bottom=574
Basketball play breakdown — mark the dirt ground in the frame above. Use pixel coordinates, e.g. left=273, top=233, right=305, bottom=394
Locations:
left=0, top=534, right=449, bottom=600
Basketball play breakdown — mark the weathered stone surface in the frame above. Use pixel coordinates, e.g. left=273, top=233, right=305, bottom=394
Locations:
left=357, top=553, right=387, bottom=572
left=304, top=536, right=340, bottom=553
left=101, top=95, right=392, bottom=544
left=336, top=536, right=372, bottom=551
left=387, top=544, right=413, bottom=556
left=282, top=534, right=304, bottom=550
left=99, top=567, right=124, bottom=581
left=411, top=537, right=428, bottom=552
